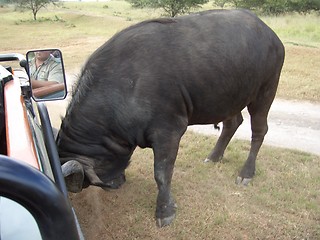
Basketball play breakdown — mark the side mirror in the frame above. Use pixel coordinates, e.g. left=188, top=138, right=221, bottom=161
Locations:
left=26, top=49, right=67, bottom=101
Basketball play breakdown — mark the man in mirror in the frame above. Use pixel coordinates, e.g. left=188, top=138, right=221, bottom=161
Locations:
left=29, top=50, right=64, bottom=89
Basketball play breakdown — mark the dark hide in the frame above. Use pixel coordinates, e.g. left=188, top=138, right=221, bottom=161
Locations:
left=57, top=9, right=285, bottom=227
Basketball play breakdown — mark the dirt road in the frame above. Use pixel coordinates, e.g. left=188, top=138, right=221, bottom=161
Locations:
left=188, top=98, right=320, bottom=156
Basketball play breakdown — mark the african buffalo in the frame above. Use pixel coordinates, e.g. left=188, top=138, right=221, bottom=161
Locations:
left=57, top=9, right=285, bottom=227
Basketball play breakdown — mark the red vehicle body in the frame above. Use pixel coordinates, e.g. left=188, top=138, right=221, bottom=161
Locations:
left=0, top=52, right=83, bottom=240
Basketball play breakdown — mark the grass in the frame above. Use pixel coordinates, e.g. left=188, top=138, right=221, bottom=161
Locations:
left=1, top=1, right=319, bottom=102
left=277, top=46, right=320, bottom=101
left=262, top=13, right=320, bottom=48
left=1, top=2, right=320, bottom=239
left=70, top=131, right=320, bottom=239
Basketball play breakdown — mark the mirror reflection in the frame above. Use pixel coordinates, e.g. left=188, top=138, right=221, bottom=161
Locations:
left=27, top=49, right=67, bottom=101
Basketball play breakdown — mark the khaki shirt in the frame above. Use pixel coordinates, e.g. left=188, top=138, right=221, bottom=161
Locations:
left=29, top=55, right=64, bottom=83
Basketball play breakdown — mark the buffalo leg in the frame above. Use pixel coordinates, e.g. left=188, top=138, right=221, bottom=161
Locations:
left=152, top=131, right=182, bottom=227
left=205, top=113, right=243, bottom=162
left=236, top=97, right=273, bottom=185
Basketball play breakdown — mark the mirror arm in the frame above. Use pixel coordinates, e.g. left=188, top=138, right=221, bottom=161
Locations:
left=20, top=59, right=29, bottom=76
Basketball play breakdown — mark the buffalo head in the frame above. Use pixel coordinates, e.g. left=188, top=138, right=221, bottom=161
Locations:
left=57, top=120, right=133, bottom=193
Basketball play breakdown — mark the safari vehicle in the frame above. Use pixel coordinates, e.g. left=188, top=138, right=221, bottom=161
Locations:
left=0, top=51, right=83, bottom=240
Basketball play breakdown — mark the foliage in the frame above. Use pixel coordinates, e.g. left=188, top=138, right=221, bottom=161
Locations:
left=287, top=0, right=320, bottom=13
left=230, top=0, right=260, bottom=8
left=212, top=0, right=320, bottom=14
left=159, top=0, right=209, bottom=17
left=9, top=0, right=58, bottom=20
left=128, top=0, right=209, bottom=17
left=262, top=0, right=289, bottom=15
left=210, top=0, right=227, bottom=8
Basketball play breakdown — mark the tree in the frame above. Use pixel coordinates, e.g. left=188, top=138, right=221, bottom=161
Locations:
left=213, top=0, right=319, bottom=14
left=158, top=0, right=209, bottom=17
left=128, top=0, right=209, bottom=17
left=212, top=0, right=228, bottom=8
left=12, top=0, right=56, bottom=20
left=228, top=0, right=264, bottom=9
left=287, top=0, right=320, bottom=13
left=262, top=0, right=288, bottom=15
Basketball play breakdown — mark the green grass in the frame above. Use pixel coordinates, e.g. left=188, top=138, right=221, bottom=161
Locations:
left=263, top=12, right=320, bottom=48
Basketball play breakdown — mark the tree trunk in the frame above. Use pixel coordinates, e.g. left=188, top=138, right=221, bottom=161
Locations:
left=33, top=8, right=38, bottom=20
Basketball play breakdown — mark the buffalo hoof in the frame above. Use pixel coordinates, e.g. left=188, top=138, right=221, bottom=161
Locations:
left=235, top=176, right=252, bottom=186
left=156, top=214, right=176, bottom=228
left=155, top=202, right=177, bottom=228
left=204, top=156, right=222, bottom=163
left=61, top=160, right=84, bottom=193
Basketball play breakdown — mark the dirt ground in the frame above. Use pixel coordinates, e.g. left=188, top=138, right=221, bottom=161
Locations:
left=189, top=98, right=320, bottom=156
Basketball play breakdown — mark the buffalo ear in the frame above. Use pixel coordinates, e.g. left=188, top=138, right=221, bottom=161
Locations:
left=103, top=135, right=132, bottom=156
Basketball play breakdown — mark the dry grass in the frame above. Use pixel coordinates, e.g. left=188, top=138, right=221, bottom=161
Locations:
left=1, top=2, right=319, bottom=103
left=277, top=46, right=320, bottom=102
left=70, top=132, right=320, bottom=239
